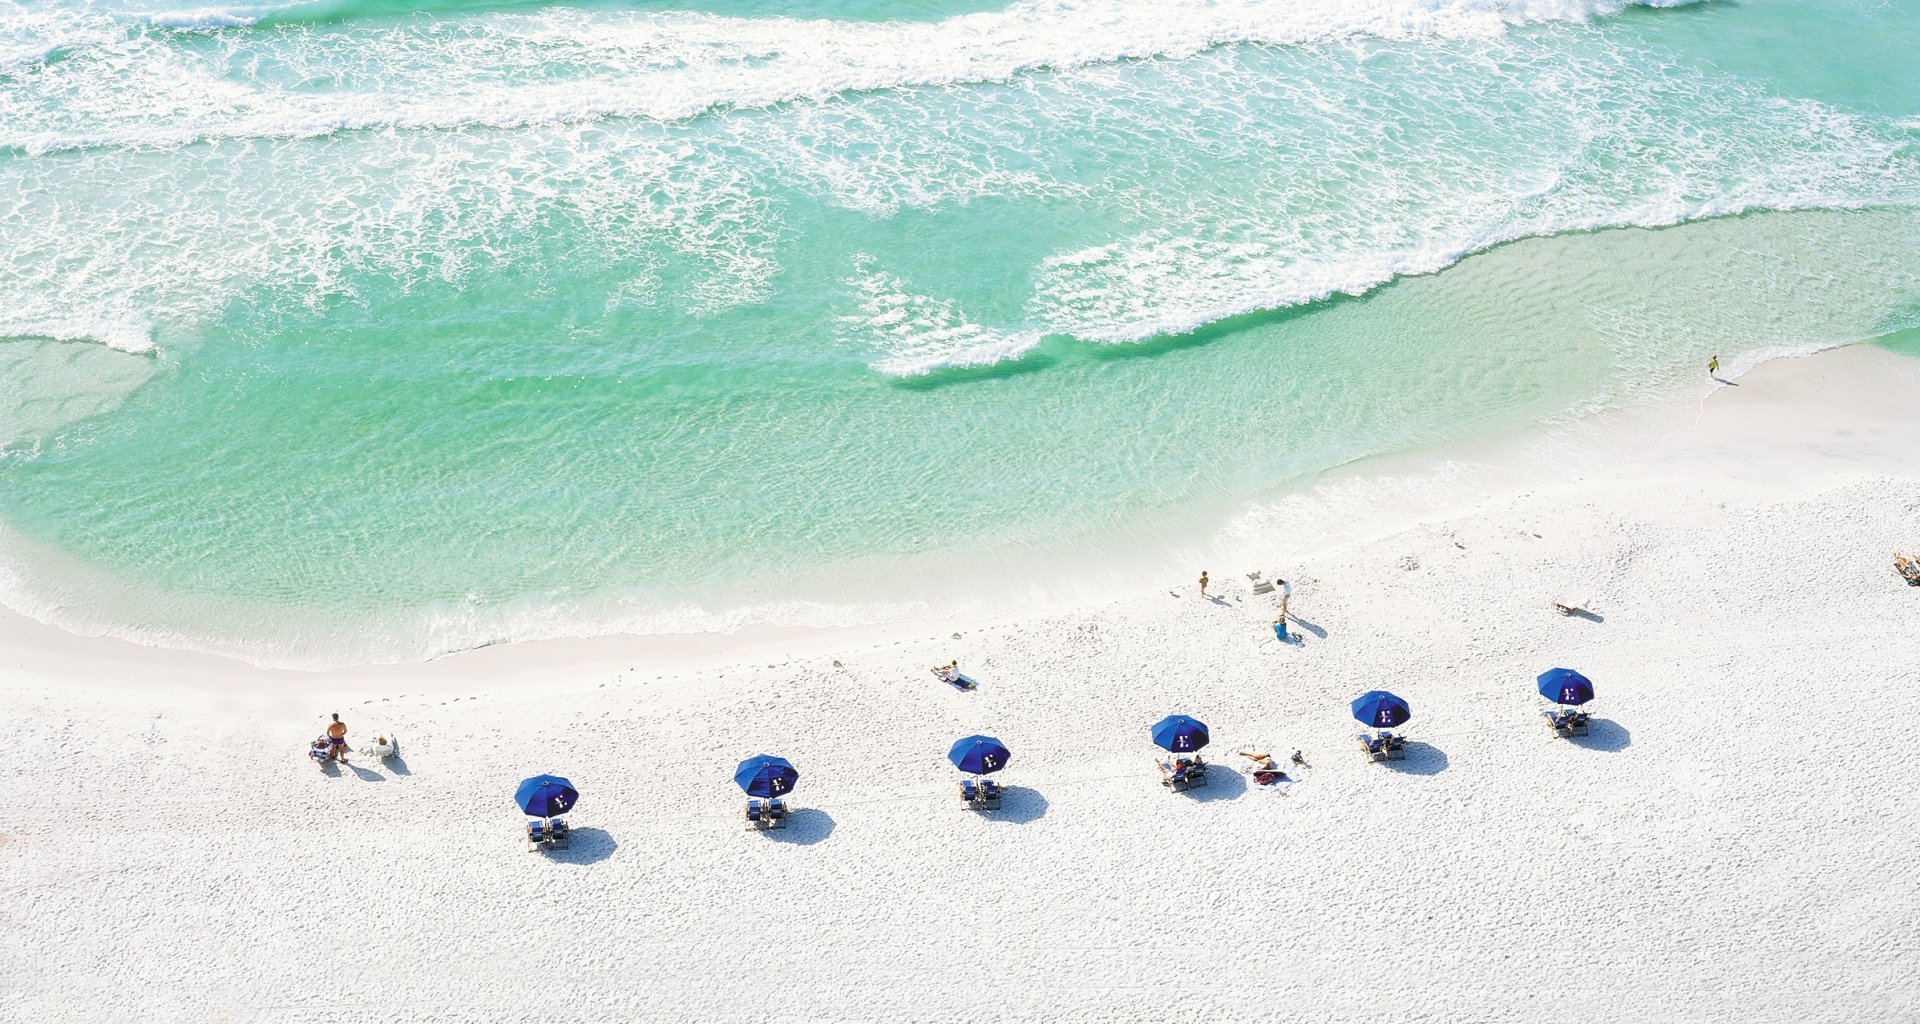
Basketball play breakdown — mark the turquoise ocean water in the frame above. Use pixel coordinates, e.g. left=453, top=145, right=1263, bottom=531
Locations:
left=2, top=0, right=1917, bottom=666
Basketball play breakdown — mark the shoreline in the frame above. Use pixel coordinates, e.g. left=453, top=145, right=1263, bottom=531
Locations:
left=3, top=339, right=1915, bottom=697
left=4, top=334, right=1917, bottom=1021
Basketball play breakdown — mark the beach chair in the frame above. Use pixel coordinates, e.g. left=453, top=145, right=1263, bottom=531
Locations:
left=1383, top=734, right=1408, bottom=761
left=525, top=819, right=551, bottom=851
left=547, top=817, right=572, bottom=849
left=745, top=798, right=787, bottom=831
left=1358, top=734, right=1387, bottom=763
left=1160, top=757, right=1209, bottom=792
left=1542, top=710, right=1573, bottom=737
left=959, top=779, right=1003, bottom=810
left=1565, top=712, right=1591, bottom=737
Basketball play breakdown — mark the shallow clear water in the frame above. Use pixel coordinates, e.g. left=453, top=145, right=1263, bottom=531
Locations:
left=2, top=0, right=1917, bottom=665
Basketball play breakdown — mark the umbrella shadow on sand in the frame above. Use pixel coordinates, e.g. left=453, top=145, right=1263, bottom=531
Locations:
left=1571, top=720, right=1631, bottom=753
left=1386, top=742, right=1449, bottom=776
left=1181, top=766, right=1248, bottom=802
left=986, top=785, right=1048, bottom=824
left=547, top=827, right=618, bottom=865
left=764, top=809, right=836, bottom=846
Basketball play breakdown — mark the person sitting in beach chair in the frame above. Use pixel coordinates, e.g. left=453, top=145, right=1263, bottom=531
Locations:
left=1896, top=554, right=1920, bottom=586
left=307, top=738, right=333, bottom=765
left=1159, top=756, right=1209, bottom=791
left=959, top=779, right=1003, bottom=810
left=358, top=734, right=398, bottom=759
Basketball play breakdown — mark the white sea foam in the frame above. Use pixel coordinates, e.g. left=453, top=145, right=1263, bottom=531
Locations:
left=843, top=256, right=1045, bottom=376
left=0, top=0, right=1709, bottom=153
left=145, top=8, right=258, bottom=31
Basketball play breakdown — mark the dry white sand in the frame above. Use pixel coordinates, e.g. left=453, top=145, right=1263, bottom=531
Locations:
left=2, top=345, right=1918, bottom=1023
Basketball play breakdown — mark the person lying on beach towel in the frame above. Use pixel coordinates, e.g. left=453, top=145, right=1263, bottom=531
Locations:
left=1238, top=750, right=1288, bottom=785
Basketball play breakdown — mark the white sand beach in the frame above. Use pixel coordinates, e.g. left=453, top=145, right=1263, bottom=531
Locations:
left=3, top=344, right=1919, bottom=1023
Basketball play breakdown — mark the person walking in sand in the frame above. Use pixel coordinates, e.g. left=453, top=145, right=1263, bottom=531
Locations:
left=325, top=713, right=348, bottom=762
left=1198, top=570, right=1209, bottom=598
left=1707, top=354, right=1719, bottom=379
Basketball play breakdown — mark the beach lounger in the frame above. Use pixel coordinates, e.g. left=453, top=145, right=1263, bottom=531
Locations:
left=959, top=779, right=1003, bottom=810
left=547, top=817, right=572, bottom=848
left=1160, top=758, right=1209, bottom=792
left=745, top=798, right=786, bottom=830
left=1358, top=734, right=1387, bottom=763
left=526, top=819, right=563, bottom=852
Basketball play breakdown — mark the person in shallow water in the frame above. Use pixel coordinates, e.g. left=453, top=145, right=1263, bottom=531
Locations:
left=1708, top=354, right=1720, bottom=378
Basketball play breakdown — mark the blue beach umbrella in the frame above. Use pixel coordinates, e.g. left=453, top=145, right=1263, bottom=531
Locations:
left=1351, top=690, right=1412, bottom=729
left=1150, top=715, right=1210, bottom=753
left=515, top=774, right=579, bottom=818
left=734, top=754, right=799, bottom=798
left=1537, top=668, right=1595, bottom=706
left=948, top=735, right=1011, bottom=775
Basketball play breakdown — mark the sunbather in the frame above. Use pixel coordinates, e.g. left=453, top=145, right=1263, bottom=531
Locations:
left=1238, top=750, right=1286, bottom=785
left=359, top=735, right=397, bottom=758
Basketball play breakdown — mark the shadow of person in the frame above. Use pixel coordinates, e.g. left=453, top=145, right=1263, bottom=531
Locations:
left=1182, top=764, right=1248, bottom=802
left=318, top=758, right=342, bottom=778
left=1712, top=376, right=1740, bottom=387
left=384, top=754, right=412, bottom=776
left=345, top=762, right=385, bottom=782
left=549, top=827, right=617, bottom=865
left=766, top=808, right=836, bottom=845
left=1388, top=741, right=1449, bottom=776
left=1569, top=609, right=1606, bottom=624
left=1288, top=615, right=1329, bottom=639
left=1572, top=719, right=1631, bottom=753
left=990, top=785, right=1048, bottom=824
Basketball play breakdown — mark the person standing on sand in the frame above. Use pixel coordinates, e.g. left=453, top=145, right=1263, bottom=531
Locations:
left=1708, top=354, right=1719, bottom=378
left=325, top=713, right=348, bottom=762
left=1198, top=570, right=1209, bottom=598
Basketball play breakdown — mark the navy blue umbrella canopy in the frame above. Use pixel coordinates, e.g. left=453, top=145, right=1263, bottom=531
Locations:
left=1537, top=668, right=1595, bottom=706
left=1351, top=690, right=1412, bottom=729
left=1150, top=715, right=1210, bottom=753
left=515, top=775, right=579, bottom=818
left=948, top=735, right=1011, bottom=775
left=734, top=755, right=799, bottom=798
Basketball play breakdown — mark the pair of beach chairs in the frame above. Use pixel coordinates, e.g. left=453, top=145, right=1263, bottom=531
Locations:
left=1159, top=757, right=1210, bottom=792
left=959, top=779, right=1003, bottom=810
left=526, top=818, right=572, bottom=852
left=1542, top=710, right=1592, bottom=737
left=1358, top=733, right=1408, bottom=762
left=745, top=797, right=790, bottom=831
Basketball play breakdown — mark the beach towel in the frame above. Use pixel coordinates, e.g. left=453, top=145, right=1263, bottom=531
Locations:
left=946, top=672, right=979, bottom=692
